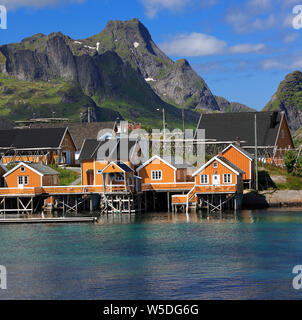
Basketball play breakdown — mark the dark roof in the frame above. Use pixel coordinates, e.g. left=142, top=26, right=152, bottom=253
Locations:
left=224, top=144, right=254, bottom=160
left=26, top=162, right=60, bottom=175
left=79, top=138, right=138, bottom=161
left=115, top=161, right=134, bottom=172
left=217, top=156, right=245, bottom=174
left=30, top=122, right=115, bottom=150
left=163, top=156, right=194, bottom=169
left=196, top=111, right=284, bottom=149
left=0, top=128, right=68, bottom=150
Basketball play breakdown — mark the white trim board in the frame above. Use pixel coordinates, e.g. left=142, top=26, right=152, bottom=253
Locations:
left=192, top=156, right=242, bottom=177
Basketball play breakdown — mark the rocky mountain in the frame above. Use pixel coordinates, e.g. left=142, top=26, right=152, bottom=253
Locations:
left=293, top=127, right=302, bottom=146
left=263, top=71, right=302, bottom=133
left=0, top=18, right=253, bottom=129
left=215, top=96, right=255, bottom=113
left=84, top=19, right=219, bottom=112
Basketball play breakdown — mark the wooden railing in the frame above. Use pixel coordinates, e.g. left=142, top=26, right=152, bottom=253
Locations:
left=142, top=182, right=194, bottom=191
left=194, top=185, right=237, bottom=193
left=0, top=185, right=130, bottom=196
left=171, top=184, right=237, bottom=205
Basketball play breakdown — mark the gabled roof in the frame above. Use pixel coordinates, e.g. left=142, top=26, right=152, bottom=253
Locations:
left=192, top=155, right=245, bottom=177
left=163, top=156, right=195, bottom=169
left=0, top=162, right=8, bottom=173
left=136, top=155, right=177, bottom=172
left=222, top=144, right=254, bottom=160
left=0, top=128, right=73, bottom=150
left=196, top=111, right=285, bottom=148
left=29, top=121, right=116, bottom=150
left=3, top=162, right=59, bottom=177
left=102, top=161, right=134, bottom=173
left=79, top=137, right=139, bottom=162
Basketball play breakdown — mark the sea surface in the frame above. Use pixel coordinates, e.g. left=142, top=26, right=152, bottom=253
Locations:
left=0, top=209, right=302, bottom=300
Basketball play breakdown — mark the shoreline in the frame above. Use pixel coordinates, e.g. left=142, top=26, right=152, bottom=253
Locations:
left=243, top=190, right=302, bottom=209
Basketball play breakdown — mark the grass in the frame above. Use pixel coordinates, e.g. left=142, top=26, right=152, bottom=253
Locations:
left=49, top=164, right=80, bottom=186
left=0, top=73, right=95, bottom=122
left=260, top=162, right=302, bottom=190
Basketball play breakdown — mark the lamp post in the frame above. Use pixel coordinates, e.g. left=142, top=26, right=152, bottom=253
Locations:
left=157, top=108, right=166, bottom=141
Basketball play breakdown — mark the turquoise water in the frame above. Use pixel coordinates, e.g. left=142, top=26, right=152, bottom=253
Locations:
left=0, top=209, right=302, bottom=300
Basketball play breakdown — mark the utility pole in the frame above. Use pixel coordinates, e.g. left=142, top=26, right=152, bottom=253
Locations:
left=88, top=107, right=91, bottom=123
left=182, top=108, right=185, bottom=133
left=163, top=108, right=165, bottom=140
left=254, top=113, right=258, bottom=191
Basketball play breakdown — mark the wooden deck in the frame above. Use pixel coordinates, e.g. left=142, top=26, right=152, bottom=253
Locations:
left=0, top=217, right=97, bottom=224
left=142, top=182, right=195, bottom=192
left=0, top=185, right=132, bottom=197
left=172, top=184, right=237, bottom=205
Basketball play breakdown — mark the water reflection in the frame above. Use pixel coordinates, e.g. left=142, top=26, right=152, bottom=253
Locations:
left=95, top=208, right=302, bottom=226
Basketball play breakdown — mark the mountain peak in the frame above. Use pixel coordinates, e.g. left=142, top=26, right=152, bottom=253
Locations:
left=263, top=70, right=302, bottom=132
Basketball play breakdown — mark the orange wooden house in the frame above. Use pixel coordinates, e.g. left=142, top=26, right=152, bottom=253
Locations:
left=102, top=161, right=136, bottom=193
left=0, top=162, right=8, bottom=187
left=136, top=155, right=195, bottom=192
left=171, top=154, right=245, bottom=213
left=79, top=137, right=146, bottom=188
left=192, top=154, right=245, bottom=193
left=0, top=128, right=76, bottom=166
left=3, top=162, right=60, bottom=188
left=221, top=144, right=254, bottom=188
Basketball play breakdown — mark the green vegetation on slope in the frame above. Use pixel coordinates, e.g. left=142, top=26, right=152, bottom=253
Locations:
left=49, top=164, right=80, bottom=186
left=263, top=71, right=302, bottom=112
left=0, top=73, right=95, bottom=122
left=260, top=162, right=302, bottom=190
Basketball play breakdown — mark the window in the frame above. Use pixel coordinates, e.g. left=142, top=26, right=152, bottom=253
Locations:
left=200, top=175, right=208, bottom=184
left=213, top=162, right=218, bottom=168
left=20, top=167, right=25, bottom=172
left=18, top=176, right=29, bottom=185
left=23, top=176, right=28, bottom=185
left=97, top=170, right=102, bottom=175
left=281, top=129, right=285, bottom=139
left=18, top=176, right=23, bottom=185
left=151, top=170, right=162, bottom=180
left=115, top=174, right=124, bottom=181
left=223, top=174, right=232, bottom=184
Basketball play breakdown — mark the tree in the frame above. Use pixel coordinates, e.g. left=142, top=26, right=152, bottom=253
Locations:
left=283, top=150, right=296, bottom=174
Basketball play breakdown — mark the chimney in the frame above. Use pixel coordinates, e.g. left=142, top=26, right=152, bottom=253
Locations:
left=270, top=111, right=278, bottom=128
left=235, top=137, right=241, bottom=147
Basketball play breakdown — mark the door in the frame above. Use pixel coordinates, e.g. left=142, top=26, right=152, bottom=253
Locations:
left=212, top=174, right=220, bottom=185
left=18, top=176, right=27, bottom=188
left=63, top=151, right=71, bottom=165
left=86, top=170, right=94, bottom=185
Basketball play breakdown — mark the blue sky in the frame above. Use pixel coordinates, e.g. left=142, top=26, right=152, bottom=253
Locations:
left=0, top=0, right=301, bottom=110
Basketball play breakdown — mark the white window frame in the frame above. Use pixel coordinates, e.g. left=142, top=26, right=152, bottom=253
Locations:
left=200, top=174, right=209, bottom=185
left=20, top=167, right=25, bottom=172
left=223, top=173, right=232, bottom=184
left=18, top=176, right=23, bottom=185
left=115, top=174, right=124, bottom=181
left=96, top=170, right=103, bottom=175
left=151, top=170, right=162, bottom=181
left=17, top=176, right=29, bottom=185
left=213, top=162, right=218, bottom=168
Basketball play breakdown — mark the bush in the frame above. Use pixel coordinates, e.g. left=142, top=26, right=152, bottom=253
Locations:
left=283, top=150, right=296, bottom=174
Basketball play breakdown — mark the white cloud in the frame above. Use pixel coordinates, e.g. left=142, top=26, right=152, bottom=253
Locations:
left=226, top=11, right=276, bottom=33
left=159, top=32, right=265, bottom=57
left=160, top=33, right=226, bottom=56
left=261, top=55, right=302, bottom=70
left=0, top=0, right=85, bottom=10
left=229, top=43, right=265, bottom=54
left=140, top=0, right=190, bottom=18
left=283, top=33, right=298, bottom=43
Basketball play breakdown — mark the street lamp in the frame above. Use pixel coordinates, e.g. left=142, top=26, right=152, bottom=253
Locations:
left=157, top=108, right=166, bottom=141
